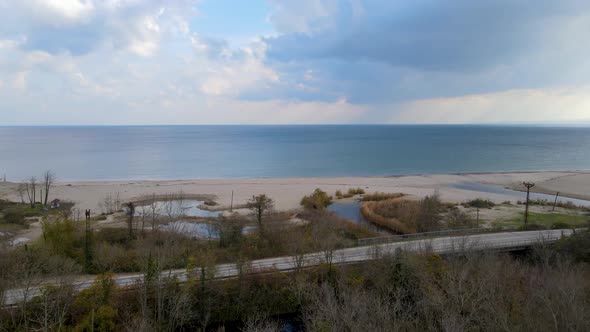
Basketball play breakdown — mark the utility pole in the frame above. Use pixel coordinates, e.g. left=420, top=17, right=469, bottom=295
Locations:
left=523, top=182, right=535, bottom=225
left=552, top=192, right=560, bottom=211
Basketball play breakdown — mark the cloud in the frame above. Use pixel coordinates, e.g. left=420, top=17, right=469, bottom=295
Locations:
left=263, top=0, right=590, bottom=103
left=390, top=86, right=590, bottom=124
left=0, top=0, right=192, bottom=56
left=1, top=0, right=590, bottom=125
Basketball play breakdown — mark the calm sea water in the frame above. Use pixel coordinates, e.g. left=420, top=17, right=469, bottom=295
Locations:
left=0, top=125, right=589, bottom=181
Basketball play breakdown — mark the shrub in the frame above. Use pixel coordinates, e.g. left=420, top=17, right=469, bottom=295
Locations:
left=42, top=218, right=78, bottom=257
left=2, top=207, right=27, bottom=225
left=550, top=222, right=572, bottom=230
left=518, top=223, right=547, bottom=231
left=446, top=207, right=475, bottom=229
left=301, top=189, right=333, bottom=210
left=463, top=198, right=496, bottom=209
left=361, top=193, right=405, bottom=202
left=554, top=230, right=590, bottom=263
left=347, top=188, right=366, bottom=195
left=335, top=190, right=343, bottom=198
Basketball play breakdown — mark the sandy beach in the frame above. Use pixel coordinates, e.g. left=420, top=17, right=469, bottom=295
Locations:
left=1, top=171, right=588, bottom=213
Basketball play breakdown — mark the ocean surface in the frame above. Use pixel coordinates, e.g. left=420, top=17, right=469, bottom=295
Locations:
left=0, top=125, right=589, bottom=181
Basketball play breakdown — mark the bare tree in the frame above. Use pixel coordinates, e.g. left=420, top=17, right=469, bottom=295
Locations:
left=98, top=192, right=122, bottom=214
left=149, top=194, right=161, bottom=231
left=15, top=183, right=26, bottom=203
left=25, top=176, right=37, bottom=208
left=42, top=170, right=56, bottom=206
left=247, top=194, right=274, bottom=231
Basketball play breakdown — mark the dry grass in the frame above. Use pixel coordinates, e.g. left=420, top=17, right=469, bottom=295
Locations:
left=361, top=192, right=405, bottom=202
left=361, top=200, right=417, bottom=234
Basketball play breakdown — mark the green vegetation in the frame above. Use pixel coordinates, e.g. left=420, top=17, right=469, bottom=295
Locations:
left=0, top=199, right=73, bottom=232
left=6, top=204, right=375, bottom=275
left=301, top=188, right=333, bottom=209
left=493, top=212, right=589, bottom=228
left=463, top=198, right=496, bottom=209
left=518, top=198, right=588, bottom=210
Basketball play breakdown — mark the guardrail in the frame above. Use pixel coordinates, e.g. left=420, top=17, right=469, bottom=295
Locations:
left=357, top=226, right=518, bottom=246
left=3, top=230, right=568, bottom=306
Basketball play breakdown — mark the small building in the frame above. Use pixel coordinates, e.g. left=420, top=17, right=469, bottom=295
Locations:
left=50, top=199, right=61, bottom=209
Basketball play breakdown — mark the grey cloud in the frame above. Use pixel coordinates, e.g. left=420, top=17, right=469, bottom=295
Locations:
left=259, top=0, right=590, bottom=103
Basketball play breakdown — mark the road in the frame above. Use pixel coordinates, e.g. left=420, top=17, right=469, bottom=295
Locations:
left=2, top=229, right=573, bottom=306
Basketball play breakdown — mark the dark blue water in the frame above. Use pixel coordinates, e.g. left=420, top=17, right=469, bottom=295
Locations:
left=0, top=125, right=589, bottom=181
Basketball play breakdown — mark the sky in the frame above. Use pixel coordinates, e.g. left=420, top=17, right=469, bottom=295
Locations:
left=1, top=0, right=590, bottom=125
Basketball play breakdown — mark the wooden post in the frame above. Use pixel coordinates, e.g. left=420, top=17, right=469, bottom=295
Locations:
left=476, top=208, right=480, bottom=227
left=230, top=190, right=234, bottom=212
left=552, top=192, right=560, bottom=211
left=523, top=182, right=535, bottom=225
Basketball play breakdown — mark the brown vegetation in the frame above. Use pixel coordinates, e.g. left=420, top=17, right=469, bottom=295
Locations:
left=361, top=194, right=444, bottom=234
left=1, top=230, right=589, bottom=330
left=361, top=192, right=405, bottom=201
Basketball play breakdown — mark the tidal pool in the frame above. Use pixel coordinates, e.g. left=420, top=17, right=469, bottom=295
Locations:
left=135, top=200, right=221, bottom=218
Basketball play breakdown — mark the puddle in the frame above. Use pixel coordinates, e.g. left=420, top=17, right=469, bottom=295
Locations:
left=452, top=182, right=590, bottom=207
left=135, top=200, right=221, bottom=218
left=161, top=221, right=256, bottom=239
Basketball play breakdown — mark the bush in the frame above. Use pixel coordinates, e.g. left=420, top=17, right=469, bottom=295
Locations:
left=446, top=207, right=475, bottom=229
left=2, top=207, right=27, bottom=225
left=518, top=223, right=547, bottom=231
left=42, top=218, right=78, bottom=257
left=347, top=188, right=365, bottom=195
left=554, top=230, right=590, bottom=263
left=464, top=198, right=496, bottom=209
left=550, top=222, right=572, bottom=230
left=301, top=189, right=333, bottom=210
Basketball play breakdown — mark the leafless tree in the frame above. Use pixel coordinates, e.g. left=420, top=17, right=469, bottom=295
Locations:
left=42, top=170, right=56, bottom=206
left=15, top=183, right=26, bottom=203
left=25, top=176, right=37, bottom=208
left=137, top=203, right=150, bottom=235
left=149, top=194, right=161, bottom=231
left=99, top=192, right=121, bottom=214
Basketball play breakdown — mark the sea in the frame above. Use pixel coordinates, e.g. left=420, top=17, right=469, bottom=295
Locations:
left=0, top=125, right=589, bottom=181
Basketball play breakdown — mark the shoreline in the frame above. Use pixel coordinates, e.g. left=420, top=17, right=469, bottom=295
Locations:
left=1, top=170, right=589, bottom=213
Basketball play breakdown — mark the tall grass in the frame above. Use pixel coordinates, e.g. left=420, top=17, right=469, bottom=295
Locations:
left=361, top=200, right=417, bottom=234
left=361, top=192, right=405, bottom=202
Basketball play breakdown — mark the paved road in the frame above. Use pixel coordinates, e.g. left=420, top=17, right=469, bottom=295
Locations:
left=2, top=229, right=573, bottom=306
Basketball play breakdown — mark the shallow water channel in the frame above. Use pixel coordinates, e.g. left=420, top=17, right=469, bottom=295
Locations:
left=328, top=202, right=392, bottom=234
left=135, top=200, right=222, bottom=218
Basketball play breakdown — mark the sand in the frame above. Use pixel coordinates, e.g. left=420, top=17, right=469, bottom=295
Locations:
left=1, top=171, right=588, bottom=214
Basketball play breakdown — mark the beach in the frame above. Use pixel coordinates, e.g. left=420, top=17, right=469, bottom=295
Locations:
left=1, top=171, right=588, bottom=213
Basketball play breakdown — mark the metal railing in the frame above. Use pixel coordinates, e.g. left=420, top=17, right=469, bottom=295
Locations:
left=357, top=226, right=517, bottom=246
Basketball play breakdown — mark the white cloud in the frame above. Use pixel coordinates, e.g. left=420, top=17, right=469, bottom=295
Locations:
left=28, top=0, right=96, bottom=25
left=12, top=71, right=28, bottom=91
left=391, top=87, right=590, bottom=124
